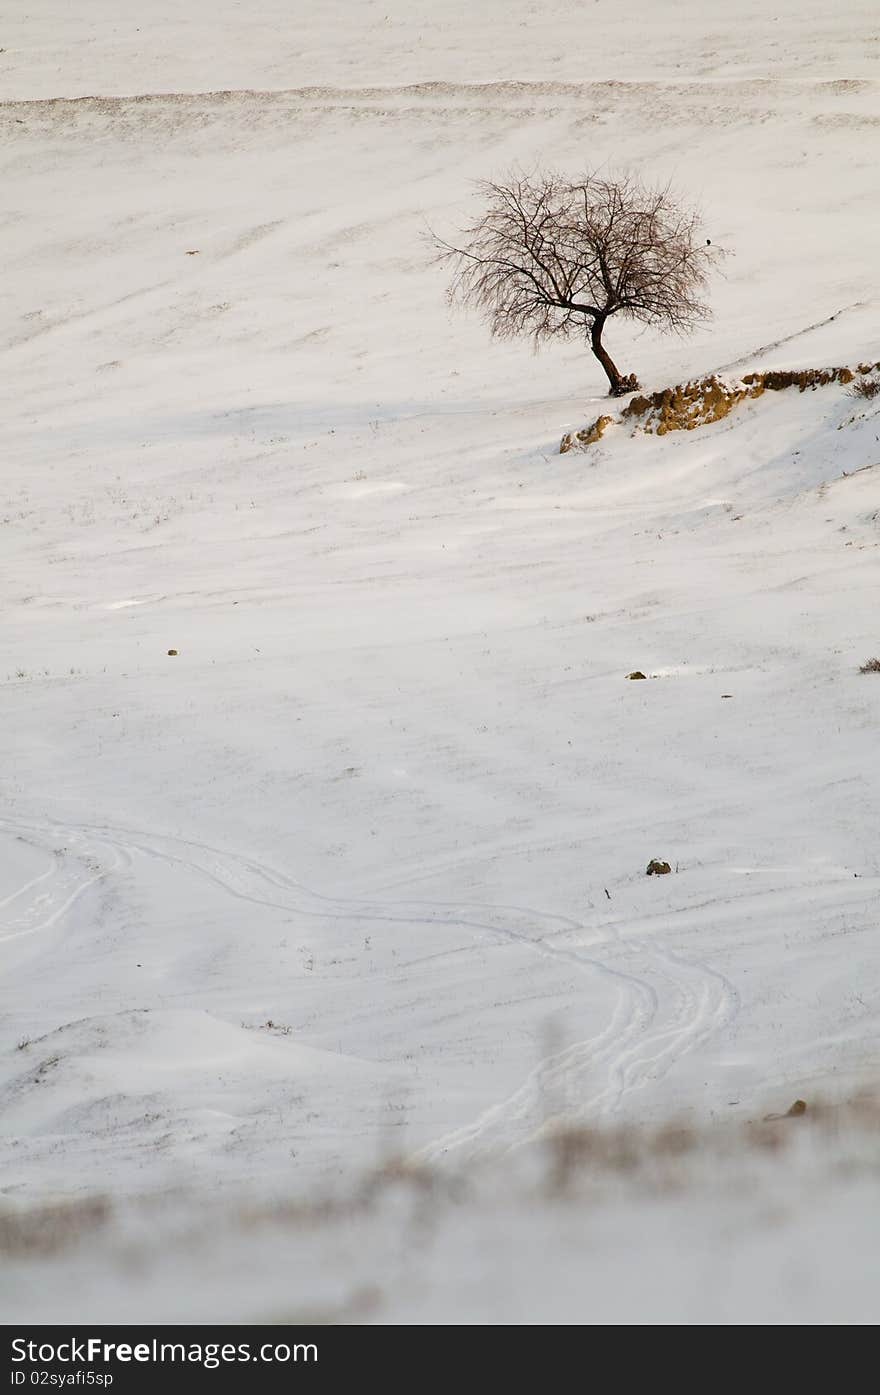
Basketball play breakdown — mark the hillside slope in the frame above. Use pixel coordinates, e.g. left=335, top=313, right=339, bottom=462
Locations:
left=1, top=0, right=879, bottom=1322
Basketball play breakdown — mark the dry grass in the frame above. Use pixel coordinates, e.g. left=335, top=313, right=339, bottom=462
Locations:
left=560, top=361, right=870, bottom=452
left=859, top=657, right=880, bottom=673
left=742, top=366, right=855, bottom=392
left=0, top=1197, right=111, bottom=1258
left=560, top=414, right=614, bottom=453
left=4, top=1091, right=879, bottom=1261
left=539, top=1089, right=880, bottom=1195
left=622, top=374, right=753, bottom=434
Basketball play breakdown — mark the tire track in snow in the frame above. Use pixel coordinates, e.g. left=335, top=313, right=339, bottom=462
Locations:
left=421, top=916, right=738, bottom=1162
left=415, top=977, right=656, bottom=1164
left=1, top=816, right=652, bottom=1121
left=526, top=934, right=739, bottom=1140
left=0, top=814, right=737, bottom=1157
left=0, top=830, right=126, bottom=945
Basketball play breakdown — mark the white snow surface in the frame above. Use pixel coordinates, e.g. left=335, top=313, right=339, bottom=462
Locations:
left=2, top=0, right=880, bottom=1323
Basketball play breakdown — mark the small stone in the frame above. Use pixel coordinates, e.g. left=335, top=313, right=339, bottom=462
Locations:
left=646, top=859, right=672, bottom=876
left=167, top=649, right=178, bottom=656
left=627, top=670, right=648, bottom=680
left=764, top=1098, right=808, bottom=1122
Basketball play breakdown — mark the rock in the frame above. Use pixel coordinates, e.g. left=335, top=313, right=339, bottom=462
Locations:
left=763, top=1098, right=808, bottom=1122
left=646, top=858, right=672, bottom=876
left=167, top=649, right=178, bottom=656
left=627, top=670, right=647, bottom=680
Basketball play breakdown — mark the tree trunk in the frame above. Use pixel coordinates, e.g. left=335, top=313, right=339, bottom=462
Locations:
left=590, top=316, right=624, bottom=395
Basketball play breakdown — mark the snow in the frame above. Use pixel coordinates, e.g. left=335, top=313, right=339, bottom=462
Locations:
left=5, top=1112, right=880, bottom=1324
left=2, top=0, right=879, bottom=1323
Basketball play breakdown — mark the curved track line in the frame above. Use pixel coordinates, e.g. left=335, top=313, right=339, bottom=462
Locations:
left=0, top=813, right=737, bottom=1156
left=415, top=979, right=655, bottom=1164
left=0, top=830, right=126, bottom=944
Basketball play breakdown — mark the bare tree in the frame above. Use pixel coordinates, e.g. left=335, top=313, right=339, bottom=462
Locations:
left=433, top=171, right=717, bottom=396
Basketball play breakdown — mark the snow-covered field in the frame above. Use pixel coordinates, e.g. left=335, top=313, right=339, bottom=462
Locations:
left=2, top=1, right=879, bottom=1323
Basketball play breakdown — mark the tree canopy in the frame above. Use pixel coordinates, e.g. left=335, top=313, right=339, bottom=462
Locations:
left=434, top=171, right=718, bottom=394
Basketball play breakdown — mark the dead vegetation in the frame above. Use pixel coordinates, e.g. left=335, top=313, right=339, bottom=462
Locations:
left=851, top=373, right=880, bottom=400
left=741, top=365, right=855, bottom=392
left=859, top=657, right=880, bottom=674
left=2, top=1092, right=878, bottom=1270
left=560, top=414, right=613, bottom=452
left=560, top=362, right=874, bottom=452
left=434, top=170, right=718, bottom=394
left=625, top=374, right=757, bottom=434
left=0, top=1196, right=111, bottom=1259
left=539, top=1090, right=880, bottom=1196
